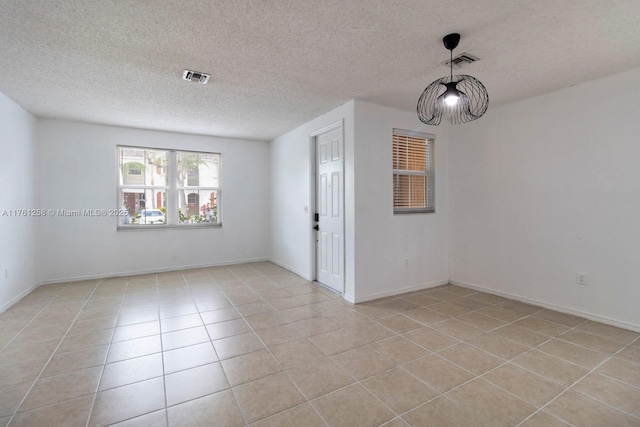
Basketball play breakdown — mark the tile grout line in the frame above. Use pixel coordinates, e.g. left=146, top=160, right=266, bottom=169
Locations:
left=155, top=272, right=171, bottom=427
left=0, top=282, right=72, bottom=353
left=246, top=265, right=397, bottom=424
left=351, top=317, right=502, bottom=425
left=84, top=276, right=166, bottom=425
left=83, top=278, right=131, bottom=427
left=560, top=338, right=640, bottom=421
left=236, top=285, right=539, bottom=424
left=389, top=296, right=632, bottom=383
left=0, top=284, right=73, bottom=420
left=2, top=270, right=638, bottom=427
left=190, top=267, right=252, bottom=427
left=2, top=279, right=101, bottom=426
left=140, top=271, right=214, bottom=424
left=395, top=349, right=532, bottom=424
left=222, top=266, right=333, bottom=427
left=7, top=287, right=97, bottom=423
left=387, top=296, right=640, bottom=426
left=140, top=279, right=637, bottom=425
left=210, top=282, right=606, bottom=425
left=294, top=311, right=413, bottom=424
left=513, top=333, right=640, bottom=427
left=259, top=267, right=334, bottom=424
left=594, top=370, right=640, bottom=391
left=384, top=312, right=593, bottom=425
left=3, top=270, right=292, bottom=422
left=160, top=264, right=330, bottom=426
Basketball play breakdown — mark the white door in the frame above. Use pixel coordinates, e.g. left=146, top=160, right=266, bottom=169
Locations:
left=315, top=126, right=344, bottom=293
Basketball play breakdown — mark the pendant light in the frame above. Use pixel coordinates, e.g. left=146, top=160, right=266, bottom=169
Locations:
left=417, top=33, right=489, bottom=125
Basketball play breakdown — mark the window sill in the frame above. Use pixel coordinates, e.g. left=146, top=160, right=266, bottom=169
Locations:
left=117, top=223, right=222, bottom=231
left=393, top=210, right=435, bottom=214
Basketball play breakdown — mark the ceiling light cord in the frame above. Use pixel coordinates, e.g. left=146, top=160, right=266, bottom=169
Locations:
left=450, top=48, right=453, bottom=80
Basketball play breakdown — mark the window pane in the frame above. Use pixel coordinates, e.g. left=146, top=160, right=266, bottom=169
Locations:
left=393, top=135, right=427, bottom=172
left=119, top=148, right=167, bottom=186
left=393, top=174, right=407, bottom=208
left=407, top=139, right=426, bottom=171
left=392, top=129, right=434, bottom=213
left=410, top=175, right=426, bottom=208
left=178, top=189, right=219, bottom=224
left=177, top=152, right=220, bottom=188
left=393, top=140, right=407, bottom=170
left=121, top=189, right=166, bottom=225
left=394, top=174, right=427, bottom=209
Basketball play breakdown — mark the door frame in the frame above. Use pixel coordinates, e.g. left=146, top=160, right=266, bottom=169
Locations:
left=309, top=120, right=345, bottom=295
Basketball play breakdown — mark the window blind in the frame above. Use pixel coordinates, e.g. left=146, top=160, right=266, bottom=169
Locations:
left=392, top=129, right=434, bottom=213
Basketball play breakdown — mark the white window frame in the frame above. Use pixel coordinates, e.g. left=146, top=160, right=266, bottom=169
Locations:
left=392, top=129, right=435, bottom=214
left=117, top=146, right=222, bottom=229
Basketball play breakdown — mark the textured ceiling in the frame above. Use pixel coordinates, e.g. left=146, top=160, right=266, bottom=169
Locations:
left=1, top=0, right=640, bottom=140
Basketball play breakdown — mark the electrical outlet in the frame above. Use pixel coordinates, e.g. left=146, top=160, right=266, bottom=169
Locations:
left=4, top=268, right=7, bottom=279
left=404, top=259, right=409, bottom=268
left=576, top=273, right=587, bottom=286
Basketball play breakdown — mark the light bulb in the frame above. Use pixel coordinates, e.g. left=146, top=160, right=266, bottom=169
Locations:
left=444, top=92, right=459, bottom=106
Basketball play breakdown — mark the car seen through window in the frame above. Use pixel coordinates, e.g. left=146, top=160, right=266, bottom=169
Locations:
left=138, top=209, right=165, bottom=224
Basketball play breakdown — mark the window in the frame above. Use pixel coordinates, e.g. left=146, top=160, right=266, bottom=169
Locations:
left=392, top=129, right=434, bottom=213
left=118, top=147, right=221, bottom=227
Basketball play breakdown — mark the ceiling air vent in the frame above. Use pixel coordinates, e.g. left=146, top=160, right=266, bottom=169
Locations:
left=182, top=69, right=210, bottom=84
left=442, top=52, right=480, bottom=69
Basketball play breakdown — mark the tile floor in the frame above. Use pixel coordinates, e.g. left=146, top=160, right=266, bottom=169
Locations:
left=0, top=262, right=639, bottom=426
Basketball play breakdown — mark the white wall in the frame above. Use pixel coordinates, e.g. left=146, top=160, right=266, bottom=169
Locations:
left=353, top=101, right=450, bottom=301
left=269, top=100, right=450, bottom=302
left=269, top=101, right=356, bottom=298
left=37, top=120, right=270, bottom=282
left=449, top=67, right=640, bottom=330
left=0, top=92, right=38, bottom=310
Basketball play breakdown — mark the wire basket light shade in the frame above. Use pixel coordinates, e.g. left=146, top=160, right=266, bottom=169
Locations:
left=417, top=75, right=489, bottom=125
left=417, top=33, right=489, bottom=126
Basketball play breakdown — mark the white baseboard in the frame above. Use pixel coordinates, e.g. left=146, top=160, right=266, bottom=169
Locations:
left=0, top=282, right=40, bottom=313
left=268, top=261, right=449, bottom=305
left=353, top=279, right=449, bottom=304
left=268, top=258, right=313, bottom=282
left=39, top=257, right=271, bottom=285
left=450, top=280, right=640, bottom=333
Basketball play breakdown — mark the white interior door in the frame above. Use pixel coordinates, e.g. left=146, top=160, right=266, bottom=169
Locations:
left=315, top=126, right=344, bottom=293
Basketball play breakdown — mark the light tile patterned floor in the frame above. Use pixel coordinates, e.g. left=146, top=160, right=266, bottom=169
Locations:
left=0, top=262, right=639, bottom=426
